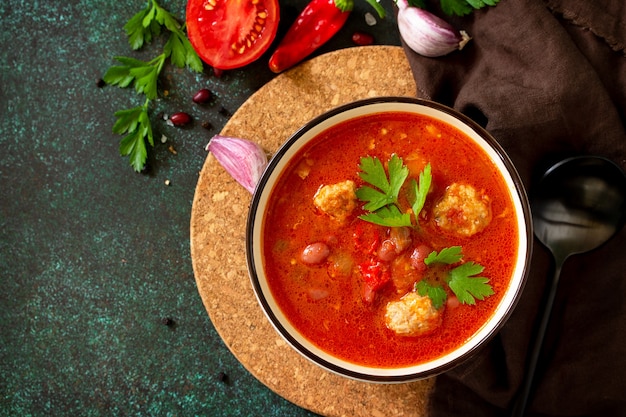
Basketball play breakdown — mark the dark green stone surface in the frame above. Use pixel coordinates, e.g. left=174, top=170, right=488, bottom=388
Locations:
left=0, top=0, right=400, bottom=415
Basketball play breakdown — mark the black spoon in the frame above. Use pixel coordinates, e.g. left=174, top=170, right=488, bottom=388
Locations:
left=511, top=156, right=626, bottom=417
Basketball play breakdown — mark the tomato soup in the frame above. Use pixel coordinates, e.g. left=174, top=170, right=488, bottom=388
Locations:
left=261, top=112, right=518, bottom=367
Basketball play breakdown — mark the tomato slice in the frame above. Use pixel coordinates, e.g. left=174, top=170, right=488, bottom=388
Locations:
left=186, top=0, right=280, bottom=70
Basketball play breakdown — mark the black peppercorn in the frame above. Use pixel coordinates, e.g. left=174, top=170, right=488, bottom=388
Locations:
left=219, top=107, right=232, bottom=118
left=217, top=371, right=229, bottom=384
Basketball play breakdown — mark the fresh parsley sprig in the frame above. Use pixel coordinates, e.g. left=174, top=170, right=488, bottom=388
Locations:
left=415, top=280, right=448, bottom=310
left=103, top=0, right=203, bottom=172
left=416, top=246, right=495, bottom=308
left=447, top=261, right=494, bottom=305
left=424, top=245, right=463, bottom=265
left=356, top=155, right=431, bottom=228
left=105, top=55, right=166, bottom=100
left=410, top=162, right=431, bottom=219
left=112, top=99, right=153, bottom=171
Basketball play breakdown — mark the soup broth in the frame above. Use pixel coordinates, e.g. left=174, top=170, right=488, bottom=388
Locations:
left=262, top=112, right=518, bottom=367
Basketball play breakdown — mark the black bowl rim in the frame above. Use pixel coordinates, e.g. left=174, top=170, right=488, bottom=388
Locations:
left=245, top=96, right=533, bottom=383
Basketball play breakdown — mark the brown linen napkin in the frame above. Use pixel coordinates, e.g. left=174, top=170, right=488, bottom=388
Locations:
left=400, top=0, right=626, bottom=415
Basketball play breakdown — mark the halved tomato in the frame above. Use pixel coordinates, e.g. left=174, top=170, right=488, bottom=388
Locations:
left=186, top=0, right=280, bottom=70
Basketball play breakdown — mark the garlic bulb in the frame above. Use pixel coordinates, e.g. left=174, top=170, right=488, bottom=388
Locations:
left=206, top=135, right=268, bottom=194
left=396, top=0, right=471, bottom=57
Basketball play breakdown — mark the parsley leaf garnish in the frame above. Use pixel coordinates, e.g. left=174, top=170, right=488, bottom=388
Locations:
left=424, top=246, right=463, bottom=265
left=356, top=156, right=431, bottom=228
left=447, top=262, right=495, bottom=305
left=416, top=280, right=448, bottom=309
left=103, top=0, right=203, bottom=172
left=417, top=246, right=495, bottom=307
left=357, top=155, right=408, bottom=211
left=439, top=0, right=501, bottom=16
left=409, top=163, right=432, bottom=221
left=359, top=205, right=412, bottom=228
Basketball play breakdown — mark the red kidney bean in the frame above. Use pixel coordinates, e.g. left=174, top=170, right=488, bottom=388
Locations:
left=192, top=88, right=212, bottom=104
left=352, top=31, right=374, bottom=46
left=301, top=242, right=330, bottom=264
left=447, top=295, right=460, bottom=309
left=325, top=235, right=338, bottom=246
left=170, top=112, right=191, bottom=126
left=410, top=244, right=431, bottom=272
left=378, top=240, right=397, bottom=261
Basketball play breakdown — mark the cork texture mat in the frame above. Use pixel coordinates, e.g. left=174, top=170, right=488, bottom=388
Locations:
left=190, top=45, right=435, bottom=417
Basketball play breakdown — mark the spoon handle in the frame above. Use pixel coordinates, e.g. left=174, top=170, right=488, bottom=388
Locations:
left=510, top=260, right=564, bottom=417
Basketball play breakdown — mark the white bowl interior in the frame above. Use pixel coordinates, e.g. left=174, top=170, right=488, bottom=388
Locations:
left=247, top=98, right=531, bottom=382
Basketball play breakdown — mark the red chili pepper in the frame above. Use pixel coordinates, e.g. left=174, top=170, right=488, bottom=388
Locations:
left=268, top=0, right=353, bottom=73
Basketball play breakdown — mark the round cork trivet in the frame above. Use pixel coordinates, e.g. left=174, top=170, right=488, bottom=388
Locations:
left=190, top=45, right=434, bottom=417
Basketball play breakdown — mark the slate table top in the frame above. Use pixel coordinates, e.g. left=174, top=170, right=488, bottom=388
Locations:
left=0, top=0, right=401, bottom=415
